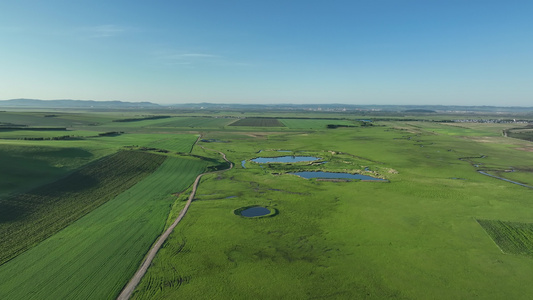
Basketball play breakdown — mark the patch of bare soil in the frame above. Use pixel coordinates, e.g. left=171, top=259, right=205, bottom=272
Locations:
left=461, top=136, right=502, bottom=143
left=515, top=147, right=533, bottom=152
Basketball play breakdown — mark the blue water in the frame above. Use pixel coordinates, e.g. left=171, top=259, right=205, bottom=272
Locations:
left=290, top=171, right=386, bottom=181
left=251, top=156, right=320, bottom=163
left=241, top=160, right=246, bottom=168
left=241, top=206, right=271, bottom=217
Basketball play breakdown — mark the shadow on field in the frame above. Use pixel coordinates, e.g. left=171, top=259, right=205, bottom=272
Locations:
left=38, top=148, right=93, bottom=158
left=33, top=174, right=99, bottom=195
left=0, top=203, right=26, bottom=223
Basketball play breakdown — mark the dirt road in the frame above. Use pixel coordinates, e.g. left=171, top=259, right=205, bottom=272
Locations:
left=117, top=147, right=232, bottom=300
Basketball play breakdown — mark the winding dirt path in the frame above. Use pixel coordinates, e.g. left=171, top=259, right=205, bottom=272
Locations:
left=117, top=146, right=232, bottom=300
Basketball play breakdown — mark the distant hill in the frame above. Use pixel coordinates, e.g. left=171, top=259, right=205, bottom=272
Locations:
left=404, top=109, right=436, bottom=113
left=168, top=103, right=533, bottom=113
left=0, top=99, right=160, bottom=108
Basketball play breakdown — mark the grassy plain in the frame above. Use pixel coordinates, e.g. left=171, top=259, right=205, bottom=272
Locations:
left=133, top=120, right=533, bottom=299
left=2, top=109, right=533, bottom=299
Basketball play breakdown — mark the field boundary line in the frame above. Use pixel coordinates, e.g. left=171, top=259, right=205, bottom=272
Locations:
left=117, top=146, right=233, bottom=300
left=475, top=218, right=506, bottom=255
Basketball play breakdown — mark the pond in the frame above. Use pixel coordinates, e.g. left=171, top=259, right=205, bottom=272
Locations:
left=240, top=206, right=271, bottom=217
left=200, top=139, right=228, bottom=143
left=289, top=171, right=386, bottom=181
left=251, top=156, right=320, bottom=163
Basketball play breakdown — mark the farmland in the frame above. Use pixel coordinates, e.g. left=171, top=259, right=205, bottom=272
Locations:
left=154, top=116, right=235, bottom=128
left=0, top=156, right=208, bottom=299
left=477, top=219, right=533, bottom=255
left=229, top=118, right=285, bottom=127
left=0, top=151, right=165, bottom=265
left=1, top=109, right=533, bottom=299
left=280, top=118, right=357, bottom=129
left=506, top=128, right=533, bottom=142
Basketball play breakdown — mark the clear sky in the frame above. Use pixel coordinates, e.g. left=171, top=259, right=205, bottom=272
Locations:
left=1, top=0, right=531, bottom=105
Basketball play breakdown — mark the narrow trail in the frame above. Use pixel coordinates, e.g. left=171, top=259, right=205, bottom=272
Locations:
left=117, top=145, right=233, bottom=300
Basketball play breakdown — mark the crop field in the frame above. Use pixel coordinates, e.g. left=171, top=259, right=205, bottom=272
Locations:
left=280, top=118, right=356, bottom=129
left=477, top=219, right=533, bottom=255
left=0, top=111, right=94, bottom=127
left=0, top=129, right=100, bottom=139
left=0, top=143, right=101, bottom=198
left=0, top=133, right=199, bottom=197
left=0, top=156, right=208, bottom=299
left=138, top=135, right=200, bottom=152
left=229, top=118, right=285, bottom=127
left=0, top=151, right=166, bottom=265
left=2, top=109, right=533, bottom=299
left=153, top=116, right=235, bottom=128
left=91, top=134, right=200, bottom=153
left=507, top=128, right=533, bottom=142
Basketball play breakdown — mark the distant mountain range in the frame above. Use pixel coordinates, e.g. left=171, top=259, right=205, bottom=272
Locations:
left=1, top=99, right=532, bottom=113
left=0, top=99, right=160, bottom=108
left=169, top=102, right=533, bottom=113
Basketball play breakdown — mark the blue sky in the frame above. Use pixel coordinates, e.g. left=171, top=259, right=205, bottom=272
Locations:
left=1, top=1, right=531, bottom=105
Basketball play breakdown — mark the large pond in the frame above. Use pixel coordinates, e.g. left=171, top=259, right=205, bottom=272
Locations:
left=240, top=206, right=271, bottom=217
left=290, top=171, right=386, bottom=181
left=251, top=156, right=320, bottom=163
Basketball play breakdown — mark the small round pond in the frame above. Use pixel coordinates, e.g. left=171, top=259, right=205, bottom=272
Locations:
left=290, top=171, right=387, bottom=181
left=241, top=206, right=270, bottom=217
left=234, top=206, right=278, bottom=218
left=251, top=156, right=320, bottom=163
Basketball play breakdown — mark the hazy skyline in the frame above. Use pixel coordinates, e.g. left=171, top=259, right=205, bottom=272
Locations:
left=1, top=1, right=531, bottom=105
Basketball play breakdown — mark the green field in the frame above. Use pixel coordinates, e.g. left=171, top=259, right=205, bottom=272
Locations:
left=0, top=129, right=101, bottom=139
left=229, top=118, right=285, bottom=127
left=0, top=144, right=98, bottom=197
left=477, top=219, right=533, bottom=255
left=133, top=122, right=533, bottom=299
left=507, top=128, right=533, bottom=142
left=2, top=110, right=533, bottom=299
left=154, top=116, right=235, bottom=128
left=0, top=151, right=165, bottom=265
left=0, top=156, right=208, bottom=299
left=280, top=118, right=357, bottom=129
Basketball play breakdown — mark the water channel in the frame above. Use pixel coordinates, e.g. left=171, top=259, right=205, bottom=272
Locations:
left=478, top=171, right=533, bottom=189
